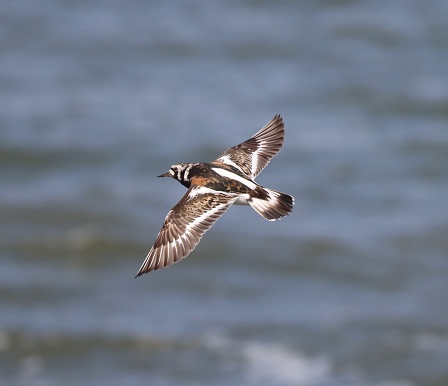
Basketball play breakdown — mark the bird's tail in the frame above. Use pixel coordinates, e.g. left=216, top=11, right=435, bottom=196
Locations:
left=248, top=187, right=294, bottom=221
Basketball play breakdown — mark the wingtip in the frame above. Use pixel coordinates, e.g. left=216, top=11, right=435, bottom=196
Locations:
left=135, top=262, right=151, bottom=278
left=266, top=114, right=284, bottom=131
left=135, top=264, right=153, bottom=278
left=273, top=113, right=283, bottom=122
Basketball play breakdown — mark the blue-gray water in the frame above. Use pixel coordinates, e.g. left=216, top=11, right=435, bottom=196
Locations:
left=1, top=0, right=448, bottom=385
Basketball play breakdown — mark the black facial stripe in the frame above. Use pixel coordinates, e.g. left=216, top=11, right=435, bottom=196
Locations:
left=179, top=167, right=186, bottom=182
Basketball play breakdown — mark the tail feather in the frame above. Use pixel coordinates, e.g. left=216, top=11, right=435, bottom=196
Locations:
left=248, top=187, right=294, bottom=221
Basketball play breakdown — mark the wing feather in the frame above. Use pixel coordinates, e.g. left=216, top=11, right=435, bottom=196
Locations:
left=136, top=188, right=237, bottom=276
left=215, top=115, right=284, bottom=179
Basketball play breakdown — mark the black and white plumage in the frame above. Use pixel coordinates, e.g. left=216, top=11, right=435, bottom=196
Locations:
left=136, top=115, right=294, bottom=277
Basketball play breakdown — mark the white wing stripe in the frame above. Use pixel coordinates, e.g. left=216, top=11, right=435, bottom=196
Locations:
left=184, top=202, right=231, bottom=235
left=188, top=186, right=219, bottom=198
left=250, top=152, right=259, bottom=177
left=218, top=155, right=245, bottom=173
left=211, top=167, right=257, bottom=189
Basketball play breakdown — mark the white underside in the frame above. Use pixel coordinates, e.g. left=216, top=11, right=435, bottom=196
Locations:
left=234, top=194, right=251, bottom=205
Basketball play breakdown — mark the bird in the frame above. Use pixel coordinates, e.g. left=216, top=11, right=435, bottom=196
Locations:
left=135, top=114, right=294, bottom=277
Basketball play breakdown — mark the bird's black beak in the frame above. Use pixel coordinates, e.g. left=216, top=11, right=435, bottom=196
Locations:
left=158, top=171, right=171, bottom=178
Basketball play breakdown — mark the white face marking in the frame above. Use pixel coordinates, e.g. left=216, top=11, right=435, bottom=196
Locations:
left=170, top=164, right=185, bottom=181
left=211, top=167, right=257, bottom=190
left=183, top=164, right=193, bottom=180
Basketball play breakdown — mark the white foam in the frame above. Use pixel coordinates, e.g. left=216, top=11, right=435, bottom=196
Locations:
left=242, top=342, right=330, bottom=385
left=204, top=333, right=330, bottom=386
left=203, top=333, right=421, bottom=385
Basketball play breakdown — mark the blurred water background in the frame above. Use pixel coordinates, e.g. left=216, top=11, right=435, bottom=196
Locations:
left=1, top=0, right=448, bottom=385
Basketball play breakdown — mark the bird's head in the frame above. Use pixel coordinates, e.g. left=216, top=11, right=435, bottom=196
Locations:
left=158, top=163, right=193, bottom=188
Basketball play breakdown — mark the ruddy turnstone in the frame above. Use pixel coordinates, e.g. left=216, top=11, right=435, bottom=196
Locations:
left=135, top=114, right=294, bottom=276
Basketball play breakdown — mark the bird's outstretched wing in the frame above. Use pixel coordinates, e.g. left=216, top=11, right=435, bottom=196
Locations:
left=215, top=115, right=284, bottom=179
left=136, top=187, right=237, bottom=276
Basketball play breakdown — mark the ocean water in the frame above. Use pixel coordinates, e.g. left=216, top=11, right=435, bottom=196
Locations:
left=1, top=0, right=448, bottom=385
